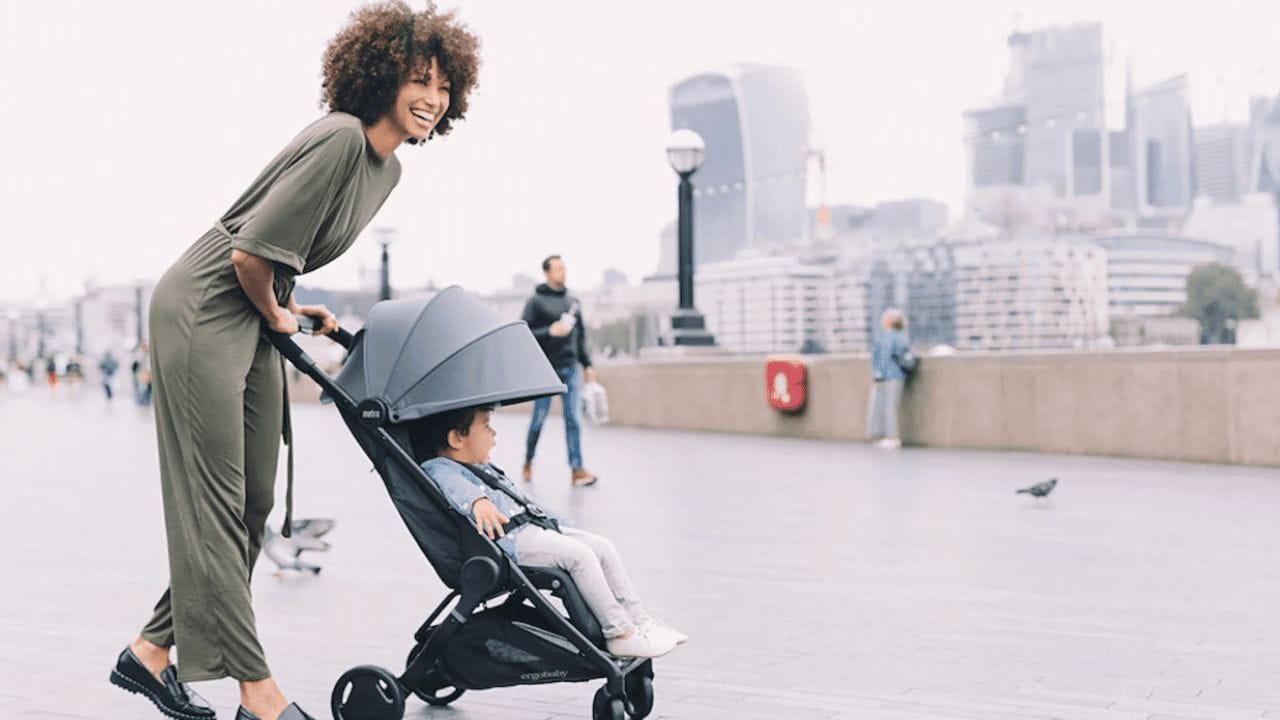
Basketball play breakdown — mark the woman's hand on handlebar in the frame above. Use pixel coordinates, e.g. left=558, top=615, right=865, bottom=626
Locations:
left=267, top=307, right=300, bottom=335
left=296, top=304, right=338, bottom=336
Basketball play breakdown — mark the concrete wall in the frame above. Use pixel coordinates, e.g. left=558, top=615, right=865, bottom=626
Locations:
left=288, top=348, right=1280, bottom=467
left=593, top=349, right=1280, bottom=468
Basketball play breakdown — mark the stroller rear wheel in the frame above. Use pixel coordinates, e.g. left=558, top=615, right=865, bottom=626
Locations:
left=405, top=642, right=467, bottom=706
left=331, top=665, right=405, bottom=720
left=592, top=686, right=626, bottom=720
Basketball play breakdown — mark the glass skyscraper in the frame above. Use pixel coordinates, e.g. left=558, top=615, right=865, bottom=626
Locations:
left=670, top=64, right=811, bottom=266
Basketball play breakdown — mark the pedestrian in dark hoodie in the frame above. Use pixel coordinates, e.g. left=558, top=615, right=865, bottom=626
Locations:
left=521, top=255, right=598, bottom=486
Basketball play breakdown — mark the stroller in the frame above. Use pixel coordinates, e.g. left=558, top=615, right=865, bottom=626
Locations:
left=267, top=287, right=657, bottom=720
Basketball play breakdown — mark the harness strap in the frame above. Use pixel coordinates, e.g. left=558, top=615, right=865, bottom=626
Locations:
left=500, top=511, right=558, bottom=535
left=465, top=463, right=561, bottom=533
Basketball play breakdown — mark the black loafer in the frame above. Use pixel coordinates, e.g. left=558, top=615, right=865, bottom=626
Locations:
left=109, top=647, right=215, bottom=720
left=236, top=703, right=317, bottom=720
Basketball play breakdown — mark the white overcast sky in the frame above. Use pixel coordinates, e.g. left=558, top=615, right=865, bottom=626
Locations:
left=1, top=0, right=1276, bottom=302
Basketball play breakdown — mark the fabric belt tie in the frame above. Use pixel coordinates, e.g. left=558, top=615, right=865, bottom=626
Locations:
left=280, top=354, right=294, bottom=538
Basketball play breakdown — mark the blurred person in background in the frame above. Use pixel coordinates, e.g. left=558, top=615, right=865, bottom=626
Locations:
left=521, top=255, right=598, bottom=486
left=64, top=355, right=85, bottom=397
left=132, top=342, right=152, bottom=407
left=99, top=351, right=119, bottom=400
left=45, top=356, right=58, bottom=397
left=867, top=309, right=915, bottom=450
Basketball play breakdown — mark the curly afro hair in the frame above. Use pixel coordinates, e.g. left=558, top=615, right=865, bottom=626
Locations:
left=321, top=1, right=481, bottom=142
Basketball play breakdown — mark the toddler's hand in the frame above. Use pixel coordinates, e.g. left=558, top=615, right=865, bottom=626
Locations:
left=472, top=498, right=509, bottom=539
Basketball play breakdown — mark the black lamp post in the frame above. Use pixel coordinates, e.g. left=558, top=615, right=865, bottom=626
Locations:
left=376, top=228, right=395, bottom=302
left=666, top=129, right=715, bottom=347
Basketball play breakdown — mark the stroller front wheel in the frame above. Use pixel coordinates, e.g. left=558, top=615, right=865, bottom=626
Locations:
left=625, top=674, right=655, bottom=719
left=592, top=687, right=626, bottom=720
left=405, top=642, right=467, bottom=706
left=331, top=664, right=406, bottom=720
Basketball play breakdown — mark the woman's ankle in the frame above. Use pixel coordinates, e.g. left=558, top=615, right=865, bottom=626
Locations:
left=129, top=636, right=171, bottom=676
left=239, top=677, right=288, bottom=720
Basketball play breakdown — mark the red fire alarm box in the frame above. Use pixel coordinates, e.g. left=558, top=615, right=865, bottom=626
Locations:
left=765, top=356, right=807, bottom=413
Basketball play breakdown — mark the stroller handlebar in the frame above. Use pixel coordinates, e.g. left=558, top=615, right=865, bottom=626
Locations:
left=265, top=316, right=355, bottom=372
left=289, top=314, right=355, bottom=350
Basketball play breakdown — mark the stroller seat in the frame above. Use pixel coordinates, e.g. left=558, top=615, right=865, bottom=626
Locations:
left=522, top=565, right=606, bottom=646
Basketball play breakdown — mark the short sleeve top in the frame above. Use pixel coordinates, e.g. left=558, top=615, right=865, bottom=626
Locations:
left=218, top=112, right=401, bottom=277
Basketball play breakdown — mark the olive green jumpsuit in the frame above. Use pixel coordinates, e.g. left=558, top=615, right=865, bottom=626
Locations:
left=139, top=112, right=400, bottom=682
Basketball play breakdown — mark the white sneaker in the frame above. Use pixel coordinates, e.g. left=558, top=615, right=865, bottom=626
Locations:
left=606, top=626, right=676, bottom=658
left=641, top=617, right=688, bottom=645
left=875, top=438, right=902, bottom=449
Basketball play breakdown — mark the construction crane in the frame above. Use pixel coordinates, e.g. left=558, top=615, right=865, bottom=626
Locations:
left=809, top=146, right=833, bottom=242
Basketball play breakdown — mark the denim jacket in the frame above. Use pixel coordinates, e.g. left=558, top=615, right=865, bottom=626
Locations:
left=421, top=457, right=562, bottom=561
left=871, top=330, right=911, bottom=381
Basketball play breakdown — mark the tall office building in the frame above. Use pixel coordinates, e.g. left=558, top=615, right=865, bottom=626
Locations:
left=1195, top=122, right=1254, bottom=203
left=1254, top=94, right=1280, bottom=193
left=1187, top=95, right=1280, bottom=281
left=1131, top=75, right=1194, bottom=217
left=1182, top=195, right=1279, bottom=281
left=965, top=25, right=1123, bottom=226
left=965, top=105, right=1027, bottom=189
left=669, top=64, right=811, bottom=265
left=1253, top=94, right=1280, bottom=275
left=1018, top=24, right=1112, bottom=199
left=963, top=23, right=1211, bottom=229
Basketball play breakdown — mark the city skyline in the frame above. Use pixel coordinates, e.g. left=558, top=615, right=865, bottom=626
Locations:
left=2, top=0, right=1277, bottom=304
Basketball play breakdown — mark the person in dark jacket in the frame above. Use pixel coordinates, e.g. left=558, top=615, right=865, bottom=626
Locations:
left=521, top=255, right=598, bottom=486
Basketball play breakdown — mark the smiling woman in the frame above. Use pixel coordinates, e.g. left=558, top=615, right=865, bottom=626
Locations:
left=322, top=0, right=480, bottom=144
left=106, top=3, right=481, bottom=720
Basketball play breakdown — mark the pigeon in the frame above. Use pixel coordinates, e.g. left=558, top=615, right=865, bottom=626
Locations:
left=1016, top=478, right=1058, bottom=499
left=262, top=518, right=336, bottom=575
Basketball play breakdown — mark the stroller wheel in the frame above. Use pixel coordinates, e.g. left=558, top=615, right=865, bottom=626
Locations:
left=625, top=674, right=655, bottom=719
left=592, top=686, right=626, bottom=720
left=405, top=642, right=466, bottom=706
left=331, top=665, right=405, bottom=720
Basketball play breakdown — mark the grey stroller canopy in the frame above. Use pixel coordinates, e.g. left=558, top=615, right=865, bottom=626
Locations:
left=331, top=286, right=565, bottom=424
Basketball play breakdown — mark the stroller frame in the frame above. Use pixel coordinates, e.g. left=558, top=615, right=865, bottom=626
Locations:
left=268, top=324, right=655, bottom=720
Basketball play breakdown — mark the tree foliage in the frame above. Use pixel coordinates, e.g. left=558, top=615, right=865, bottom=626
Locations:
left=1179, top=263, right=1259, bottom=344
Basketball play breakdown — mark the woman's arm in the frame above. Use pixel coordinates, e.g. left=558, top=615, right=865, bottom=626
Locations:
left=231, top=249, right=298, bottom=334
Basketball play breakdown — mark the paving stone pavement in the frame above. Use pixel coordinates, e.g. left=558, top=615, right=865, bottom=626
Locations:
left=2, top=387, right=1280, bottom=720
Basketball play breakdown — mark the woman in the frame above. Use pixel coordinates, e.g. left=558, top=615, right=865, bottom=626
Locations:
left=108, top=4, right=480, bottom=720
left=867, top=309, right=913, bottom=449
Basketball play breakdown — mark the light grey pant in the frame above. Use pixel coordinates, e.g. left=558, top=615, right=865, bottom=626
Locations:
left=867, top=379, right=903, bottom=440
left=515, top=527, right=648, bottom=638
